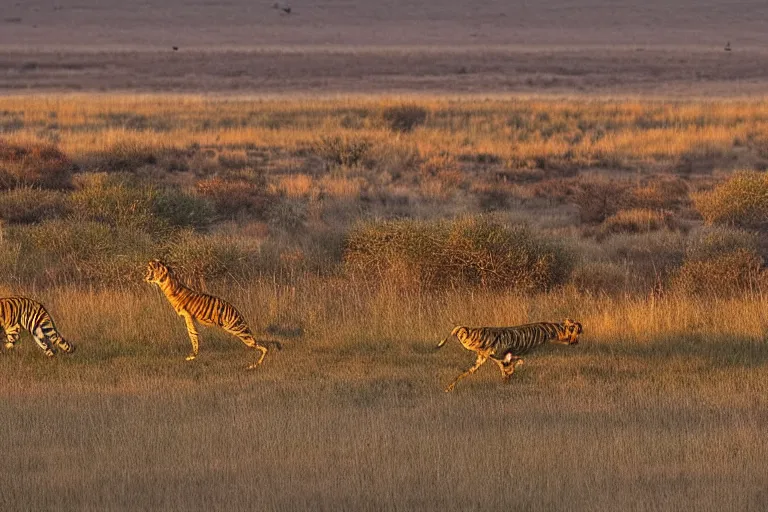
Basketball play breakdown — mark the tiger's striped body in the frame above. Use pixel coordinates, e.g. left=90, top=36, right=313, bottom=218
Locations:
left=0, top=297, right=75, bottom=357
left=437, top=319, right=582, bottom=392
left=145, top=259, right=277, bottom=369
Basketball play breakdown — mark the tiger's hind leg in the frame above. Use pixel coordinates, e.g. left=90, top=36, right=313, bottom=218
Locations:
left=496, top=353, right=524, bottom=383
left=4, top=324, right=20, bottom=351
left=182, top=313, right=200, bottom=361
left=31, top=326, right=56, bottom=357
left=445, top=354, right=487, bottom=392
left=226, top=325, right=269, bottom=370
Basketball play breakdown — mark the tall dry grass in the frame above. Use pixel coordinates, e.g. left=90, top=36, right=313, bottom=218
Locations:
left=1, top=283, right=767, bottom=510
left=2, top=95, right=768, bottom=510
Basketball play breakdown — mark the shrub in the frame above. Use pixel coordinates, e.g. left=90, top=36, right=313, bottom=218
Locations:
left=344, top=216, right=574, bottom=292
left=152, top=188, right=216, bottom=230
left=673, top=249, right=765, bottom=297
left=569, top=261, right=632, bottom=295
left=71, top=173, right=214, bottom=234
left=316, top=135, right=370, bottom=168
left=671, top=227, right=765, bottom=297
left=70, top=173, right=163, bottom=233
left=573, top=178, right=630, bottom=224
left=88, top=140, right=162, bottom=172
left=0, top=187, right=70, bottom=224
left=692, top=170, right=768, bottom=228
left=381, top=105, right=428, bottom=133
left=196, top=176, right=272, bottom=219
left=600, top=208, right=677, bottom=236
left=0, top=139, right=72, bottom=190
left=631, top=177, right=690, bottom=210
left=7, top=220, right=156, bottom=286
left=162, top=229, right=264, bottom=285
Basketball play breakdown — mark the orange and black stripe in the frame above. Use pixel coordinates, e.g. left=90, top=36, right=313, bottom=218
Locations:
left=0, top=297, right=75, bottom=357
left=145, top=259, right=279, bottom=368
left=437, top=319, right=582, bottom=392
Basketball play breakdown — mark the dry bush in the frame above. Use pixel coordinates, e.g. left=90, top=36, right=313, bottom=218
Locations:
left=631, top=177, right=690, bottom=210
left=569, top=261, right=633, bottom=295
left=72, top=173, right=214, bottom=234
left=573, top=178, right=631, bottom=223
left=320, top=176, right=364, bottom=199
left=368, top=139, right=420, bottom=176
left=598, top=230, right=688, bottom=291
left=276, top=174, right=314, bottom=198
left=600, top=208, right=678, bottom=236
left=196, top=176, right=272, bottom=219
left=673, top=249, right=765, bottom=297
left=381, top=105, right=428, bottom=133
left=70, top=173, right=160, bottom=231
left=0, top=187, right=70, bottom=224
left=152, top=188, right=216, bottom=231
left=344, top=216, right=574, bottom=292
left=88, top=140, right=160, bottom=172
left=6, top=220, right=156, bottom=286
left=0, top=139, right=72, bottom=189
left=672, top=227, right=765, bottom=297
left=692, top=170, right=768, bottom=228
left=162, top=229, right=264, bottom=285
left=316, top=135, right=370, bottom=168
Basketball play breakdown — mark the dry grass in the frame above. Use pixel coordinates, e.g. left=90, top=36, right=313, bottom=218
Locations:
left=2, top=95, right=768, bottom=510
left=1, top=284, right=767, bottom=510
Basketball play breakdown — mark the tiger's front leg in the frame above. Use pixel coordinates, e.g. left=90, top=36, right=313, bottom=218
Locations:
left=182, top=313, right=200, bottom=361
left=445, top=354, right=488, bottom=392
left=4, top=325, right=20, bottom=351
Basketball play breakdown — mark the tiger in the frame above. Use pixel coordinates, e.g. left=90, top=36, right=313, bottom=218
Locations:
left=145, top=259, right=280, bottom=369
left=0, top=297, right=75, bottom=357
left=436, top=319, right=582, bottom=392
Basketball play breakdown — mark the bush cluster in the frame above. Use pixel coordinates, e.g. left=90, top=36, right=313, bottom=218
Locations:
left=672, top=228, right=766, bottom=297
left=381, top=105, right=428, bottom=133
left=692, top=170, right=768, bottom=229
left=344, top=216, right=574, bottom=292
left=0, top=139, right=72, bottom=189
left=316, top=135, right=370, bottom=168
left=600, top=208, right=677, bottom=236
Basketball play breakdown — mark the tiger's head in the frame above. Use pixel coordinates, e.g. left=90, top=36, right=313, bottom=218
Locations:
left=559, top=318, right=583, bottom=345
left=145, top=259, right=173, bottom=285
left=436, top=326, right=468, bottom=349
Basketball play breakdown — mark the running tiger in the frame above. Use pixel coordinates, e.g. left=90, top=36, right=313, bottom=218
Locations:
left=0, top=297, right=75, bottom=357
left=437, top=319, right=582, bottom=392
left=145, top=259, right=279, bottom=369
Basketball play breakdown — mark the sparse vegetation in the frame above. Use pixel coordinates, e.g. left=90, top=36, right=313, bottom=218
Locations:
left=693, top=170, right=768, bottom=228
left=1, top=95, right=768, bottom=511
left=345, top=217, right=574, bottom=291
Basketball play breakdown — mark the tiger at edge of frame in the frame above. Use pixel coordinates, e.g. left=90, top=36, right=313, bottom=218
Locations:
left=436, top=319, right=582, bottom=392
left=145, top=259, right=281, bottom=369
left=0, top=297, right=76, bottom=357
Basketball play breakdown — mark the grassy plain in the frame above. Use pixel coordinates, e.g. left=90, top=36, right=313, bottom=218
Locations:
left=1, top=95, right=768, bottom=510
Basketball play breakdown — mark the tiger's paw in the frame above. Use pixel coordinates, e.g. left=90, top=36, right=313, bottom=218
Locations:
left=185, top=354, right=197, bottom=361
left=4, top=342, right=14, bottom=350
left=246, top=362, right=262, bottom=370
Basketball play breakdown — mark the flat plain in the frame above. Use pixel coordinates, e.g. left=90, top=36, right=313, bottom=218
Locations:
left=2, top=2, right=768, bottom=511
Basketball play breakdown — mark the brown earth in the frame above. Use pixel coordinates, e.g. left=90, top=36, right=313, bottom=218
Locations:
left=2, top=0, right=767, bottom=95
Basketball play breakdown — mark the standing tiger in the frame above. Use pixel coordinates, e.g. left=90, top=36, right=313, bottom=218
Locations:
left=0, top=297, right=75, bottom=357
left=437, top=319, right=582, bottom=392
left=145, top=259, right=279, bottom=369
